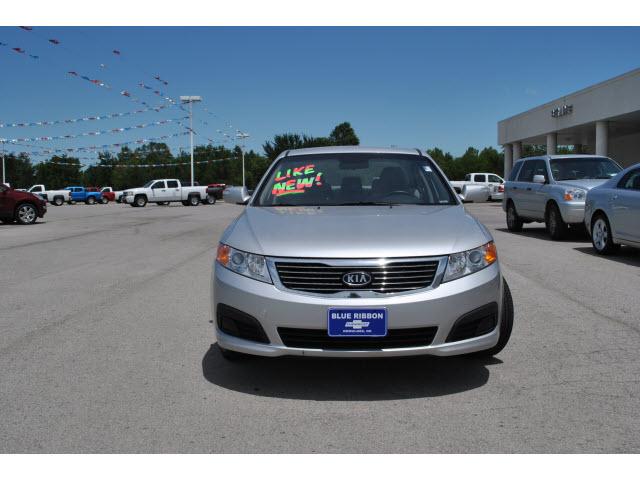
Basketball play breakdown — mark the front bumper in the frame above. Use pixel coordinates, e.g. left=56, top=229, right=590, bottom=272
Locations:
left=211, top=261, right=503, bottom=357
left=557, top=200, right=586, bottom=224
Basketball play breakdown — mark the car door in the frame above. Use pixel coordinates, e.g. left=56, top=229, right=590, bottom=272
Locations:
left=0, top=184, right=12, bottom=217
left=514, top=160, right=537, bottom=217
left=528, top=160, right=550, bottom=219
left=505, top=161, right=524, bottom=207
left=165, top=180, right=181, bottom=201
left=150, top=180, right=168, bottom=201
left=612, top=168, right=640, bottom=243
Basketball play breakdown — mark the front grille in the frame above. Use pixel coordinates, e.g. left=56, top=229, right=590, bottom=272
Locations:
left=278, top=327, right=438, bottom=350
left=274, top=259, right=440, bottom=294
left=446, top=303, right=498, bottom=343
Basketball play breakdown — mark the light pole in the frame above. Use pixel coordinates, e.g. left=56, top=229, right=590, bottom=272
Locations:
left=180, top=96, right=202, bottom=186
left=236, top=131, right=250, bottom=187
left=1, top=140, right=5, bottom=186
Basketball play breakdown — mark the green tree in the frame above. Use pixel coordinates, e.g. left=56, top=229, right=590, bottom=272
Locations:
left=2, top=153, right=34, bottom=189
left=329, top=122, right=359, bottom=145
left=35, top=156, right=82, bottom=188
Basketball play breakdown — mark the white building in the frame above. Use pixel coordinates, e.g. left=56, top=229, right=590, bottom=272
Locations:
left=498, top=68, right=640, bottom=178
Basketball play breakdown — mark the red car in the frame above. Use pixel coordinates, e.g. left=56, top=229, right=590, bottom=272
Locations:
left=0, top=183, right=47, bottom=225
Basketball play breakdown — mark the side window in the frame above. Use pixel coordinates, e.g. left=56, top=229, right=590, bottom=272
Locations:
left=531, top=160, right=548, bottom=181
left=464, top=174, right=471, bottom=181
left=489, top=175, right=503, bottom=183
left=33, top=185, right=43, bottom=192
left=152, top=181, right=165, bottom=189
left=475, top=174, right=487, bottom=183
left=166, top=180, right=179, bottom=188
left=508, top=162, right=523, bottom=181
left=618, top=169, right=640, bottom=190
left=517, top=161, right=535, bottom=182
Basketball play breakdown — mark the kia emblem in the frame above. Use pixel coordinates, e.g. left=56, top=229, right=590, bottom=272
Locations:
left=342, top=271, right=372, bottom=287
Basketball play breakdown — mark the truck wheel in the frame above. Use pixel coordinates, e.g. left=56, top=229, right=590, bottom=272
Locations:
left=546, top=203, right=568, bottom=240
left=189, top=195, right=200, bottom=206
left=506, top=201, right=523, bottom=232
left=134, top=195, right=147, bottom=208
left=15, top=203, right=38, bottom=225
left=100, top=197, right=109, bottom=205
left=53, top=196, right=64, bottom=206
left=86, top=196, right=96, bottom=205
left=205, top=194, right=216, bottom=205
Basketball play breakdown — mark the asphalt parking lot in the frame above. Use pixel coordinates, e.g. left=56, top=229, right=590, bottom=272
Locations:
left=1, top=201, right=639, bottom=453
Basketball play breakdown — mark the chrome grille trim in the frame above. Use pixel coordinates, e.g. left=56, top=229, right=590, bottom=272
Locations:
left=266, top=256, right=448, bottom=298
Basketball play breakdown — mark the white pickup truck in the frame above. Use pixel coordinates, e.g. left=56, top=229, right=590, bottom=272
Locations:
left=450, top=172, right=505, bottom=201
left=26, top=184, right=72, bottom=206
left=122, top=179, right=214, bottom=207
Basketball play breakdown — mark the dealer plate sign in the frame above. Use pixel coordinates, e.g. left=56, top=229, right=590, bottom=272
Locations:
left=327, top=308, right=387, bottom=337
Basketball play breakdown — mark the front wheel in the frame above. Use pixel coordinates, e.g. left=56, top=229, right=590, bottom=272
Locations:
left=134, top=195, right=147, bottom=208
left=591, top=214, right=619, bottom=255
left=86, top=196, right=96, bottom=205
left=100, top=198, right=109, bottom=205
left=546, top=203, right=568, bottom=240
left=473, top=279, right=514, bottom=358
left=205, top=194, right=216, bottom=205
left=15, top=203, right=38, bottom=225
left=506, top=202, right=523, bottom=232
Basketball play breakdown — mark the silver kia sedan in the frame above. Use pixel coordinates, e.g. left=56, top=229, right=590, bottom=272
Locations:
left=212, top=146, right=513, bottom=360
left=585, top=163, right=640, bottom=254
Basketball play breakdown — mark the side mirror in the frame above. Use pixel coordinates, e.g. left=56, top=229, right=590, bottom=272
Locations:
left=533, top=175, right=546, bottom=184
left=459, top=184, right=490, bottom=203
left=223, top=186, right=251, bottom=205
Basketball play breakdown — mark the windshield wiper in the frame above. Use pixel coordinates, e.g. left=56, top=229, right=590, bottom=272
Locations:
left=332, top=201, right=400, bottom=206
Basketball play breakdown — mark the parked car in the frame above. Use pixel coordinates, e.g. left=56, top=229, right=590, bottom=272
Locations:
left=503, top=155, right=622, bottom=240
left=64, top=186, right=103, bottom=205
left=212, top=146, right=513, bottom=361
left=207, top=183, right=226, bottom=201
left=585, top=163, right=640, bottom=254
left=457, top=183, right=492, bottom=203
left=121, top=179, right=211, bottom=207
left=0, top=183, right=47, bottom=224
left=451, top=173, right=505, bottom=201
left=100, top=186, right=124, bottom=203
left=25, top=184, right=71, bottom=206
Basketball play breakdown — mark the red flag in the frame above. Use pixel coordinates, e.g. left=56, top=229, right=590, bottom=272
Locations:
left=49, top=39, right=60, bottom=45
left=12, top=47, right=25, bottom=54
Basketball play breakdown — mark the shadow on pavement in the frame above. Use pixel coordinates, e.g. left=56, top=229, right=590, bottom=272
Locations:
left=495, top=227, right=589, bottom=242
left=202, top=344, right=498, bottom=401
left=574, top=246, right=640, bottom=267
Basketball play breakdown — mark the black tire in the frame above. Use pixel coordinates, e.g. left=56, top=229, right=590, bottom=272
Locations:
left=506, top=201, right=523, bottom=232
left=546, top=203, right=568, bottom=240
left=100, top=197, right=109, bottom=205
left=134, top=195, right=147, bottom=208
left=591, top=213, right=619, bottom=255
left=86, top=196, right=96, bottom=205
left=53, top=196, right=64, bottom=206
left=188, top=195, right=200, bottom=206
left=15, top=203, right=38, bottom=225
left=474, top=279, right=514, bottom=357
left=205, top=194, right=216, bottom=205
left=219, top=346, right=248, bottom=361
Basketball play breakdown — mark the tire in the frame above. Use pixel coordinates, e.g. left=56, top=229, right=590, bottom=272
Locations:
left=219, top=346, right=248, bottom=361
left=474, top=279, right=514, bottom=357
left=591, top=213, right=619, bottom=255
left=546, top=203, right=568, bottom=240
left=53, top=196, right=64, bottom=206
left=86, top=196, right=96, bottom=205
left=205, top=194, right=216, bottom=205
left=506, top=201, right=523, bottom=232
left=100, top=198, right=109, bottom=205
left=188, top=195, right=200, bottom=206
left=15, top=203, right=38, bottom=225
left=134, top=195, right=147, bottom=208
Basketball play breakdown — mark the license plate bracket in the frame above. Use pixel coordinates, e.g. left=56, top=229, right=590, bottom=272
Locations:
left=327, top=308, right=387, bottom=337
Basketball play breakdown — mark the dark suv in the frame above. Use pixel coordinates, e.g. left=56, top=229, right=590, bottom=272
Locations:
left=0, top=183, right=47, bottom=225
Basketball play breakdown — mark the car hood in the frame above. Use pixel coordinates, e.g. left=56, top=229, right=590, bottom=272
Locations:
left=555, top=179, right=610, bottom=190
left=221, top=205, right=491, bottom=258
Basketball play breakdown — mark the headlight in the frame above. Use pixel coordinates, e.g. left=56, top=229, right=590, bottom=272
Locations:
left=443, top=241, right=497, bottom=283
left=216, top=243, right=272, bottom=284
left=563, top=188, right=587, bottom=201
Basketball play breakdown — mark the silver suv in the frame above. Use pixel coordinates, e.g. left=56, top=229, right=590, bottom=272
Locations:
left=212, top=146, right=513, bottom=360
left=503, top=155, right=622, bottom=239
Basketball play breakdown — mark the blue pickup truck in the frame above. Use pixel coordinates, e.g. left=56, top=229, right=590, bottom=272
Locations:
left=65, top=186, right=103, bottom=205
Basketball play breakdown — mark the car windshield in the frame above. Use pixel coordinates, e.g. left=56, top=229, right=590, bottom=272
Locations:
left=142, top=180, right=154, bottom=188
left=254, top=153, right=457, bottom=207
left=550, top=157, right=621, bottom=181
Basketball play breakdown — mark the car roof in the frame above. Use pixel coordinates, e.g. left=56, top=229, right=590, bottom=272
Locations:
left=282, top=145, right=422, bottom=157
left=514, top=154, right=610, bottom=163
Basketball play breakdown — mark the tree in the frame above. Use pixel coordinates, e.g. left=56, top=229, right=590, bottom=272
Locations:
left=329, top=122, right=359, bottom=145
left=35, top=156, right=82, bottom=188
left=1, top=153, right=34, bottom=189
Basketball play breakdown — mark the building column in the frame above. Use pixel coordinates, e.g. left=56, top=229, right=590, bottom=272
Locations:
left=504, top=144, right=513, bottom=180
left=512, top=141, right=522, bottom=161
left=596, top=121, right=608, bottom=156
left=546, top=133, right=557, bottom=155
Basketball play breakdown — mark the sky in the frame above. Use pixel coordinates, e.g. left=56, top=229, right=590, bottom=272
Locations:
left=1, top=27, right=639, bottom=165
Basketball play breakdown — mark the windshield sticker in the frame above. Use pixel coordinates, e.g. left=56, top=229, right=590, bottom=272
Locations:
left=422, top=165, right=433, bottom=173
left=272, top=164, right=324, bottom=196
